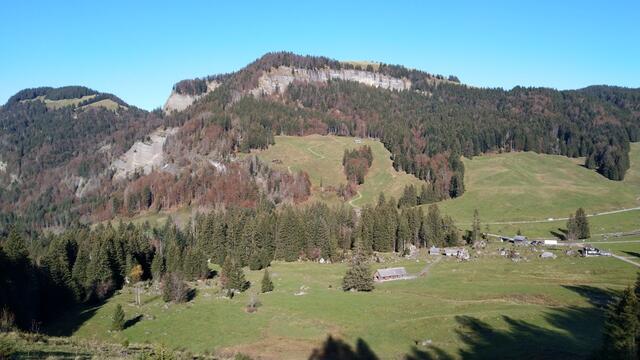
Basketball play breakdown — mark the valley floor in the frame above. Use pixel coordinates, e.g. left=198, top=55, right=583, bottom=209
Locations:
left=49, top=238, right=640, bottom=359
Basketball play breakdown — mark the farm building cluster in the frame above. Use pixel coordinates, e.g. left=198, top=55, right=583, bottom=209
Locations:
left=429, top=246, right=470, bottom=260
left=579, top=247, right=612, bottom=257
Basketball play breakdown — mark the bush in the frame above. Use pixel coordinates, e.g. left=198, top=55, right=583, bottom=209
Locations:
left=0, top=336, right=15, bottom=360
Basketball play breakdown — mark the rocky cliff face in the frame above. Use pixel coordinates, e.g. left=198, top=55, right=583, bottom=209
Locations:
left=162, top=80, right=220, bottom=113
left=250, top=66, right=412, bottom=97
left=110, top=127, right=179, bottom=180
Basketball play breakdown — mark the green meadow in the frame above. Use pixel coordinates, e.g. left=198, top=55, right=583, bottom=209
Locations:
left=52, top=242, right=640, bottom=359
left=250, top=134, right=427, bottom=207
left=438, top=143, right=640, bottom=223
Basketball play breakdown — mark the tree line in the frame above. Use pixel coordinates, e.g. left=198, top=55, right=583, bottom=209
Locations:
left=0, top=197, right=461, bottom=331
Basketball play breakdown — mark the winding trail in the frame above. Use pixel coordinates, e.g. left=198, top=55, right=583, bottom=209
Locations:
left=349, top=191, right=362, bottom=208
left=307, top=144, right=325, bottom=159
left=460, top=206, right=640, bottom=226
left=419, top=255, right=442, bottom=276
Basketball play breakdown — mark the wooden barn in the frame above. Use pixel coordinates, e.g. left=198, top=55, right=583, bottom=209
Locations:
left=373, top=267, right=408, bottom=282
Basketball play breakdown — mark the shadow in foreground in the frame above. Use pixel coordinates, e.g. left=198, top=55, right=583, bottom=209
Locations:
left=43, top=299, right=106, bottom=337
left=308, top=336, right=380, bottom=360
left=308, top=285, right=614, bottom=359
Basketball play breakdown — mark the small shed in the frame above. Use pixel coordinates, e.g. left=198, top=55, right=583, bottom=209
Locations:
left=544, top=240, right=558, bottom=246
left=373, top=267, right=408, bottom=282
left=429, top=246, right=441, bottom=255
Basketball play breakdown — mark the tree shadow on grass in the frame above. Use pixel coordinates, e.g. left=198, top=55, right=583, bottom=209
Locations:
left=43, top=299, right=106, bottom=337
left=623, top=251, right=640, bottom=259
left=186, top=288, right=197, bottom=302
left=448, top=285, right=617, bottom=359
left=308, top=336, right=380, bottom=360
left=562, top=285, right=618, bottom=308
left=550, top=228, right=568, bottom=240
left=307, top=286, right=615, bottom=359
left=124, top=314, right=143, bottom=329
left=454, top=306, right=602, bottom=359
left=405, top=345, right=454, bottom=360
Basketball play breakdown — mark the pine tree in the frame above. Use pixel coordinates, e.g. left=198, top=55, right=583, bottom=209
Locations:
left=342, top=239, right=374, bottom=292
left=221, top=256, right=248, bottom=293
left=275, top=207, right=302, bottom=262
left=601, top=287, right=639, bottom=359
left=425, top=204, right=444, bottom=247
left=261, top=269, right=274, bottom=293
left=210, top=214, right=227, bottom=265
left=397, top=212, right=410, bottom=253
left=575, top=207, right=590, bottom=239
left=150, top=251, right=165, bottom=281
left=111, top=304, right=125, bottom=331
left=72, top=241, right=91, bottom=295
left=4, top=227, right=28, bottom=263
left=399, top=185, right=417, bottom=208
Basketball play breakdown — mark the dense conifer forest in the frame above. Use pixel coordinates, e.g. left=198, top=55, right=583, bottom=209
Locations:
left=0, top=195, right=459, bottom=331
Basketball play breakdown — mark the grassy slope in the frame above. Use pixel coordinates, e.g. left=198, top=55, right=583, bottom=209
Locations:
left=435, top=143, right=640, bottom=237
left=42, top=95, right=97, bottom=109
left=128, top=140, right=639, bottom=238
left=250, top=134, right=427, bottom=207
left=58, top=243, right=640, bottom=359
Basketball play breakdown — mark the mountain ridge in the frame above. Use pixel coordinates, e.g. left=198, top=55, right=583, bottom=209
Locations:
left=1, top=52, right=639, bottom=231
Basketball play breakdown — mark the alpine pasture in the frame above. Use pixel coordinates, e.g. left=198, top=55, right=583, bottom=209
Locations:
left=52, top=242, right=640, bottom=359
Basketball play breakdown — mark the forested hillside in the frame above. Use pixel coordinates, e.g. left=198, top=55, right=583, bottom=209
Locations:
left=0, top=86, right=164, bottom=230
left=1, top=53, right=639, bottom=233
left=170, top=52, right=639, bottom=202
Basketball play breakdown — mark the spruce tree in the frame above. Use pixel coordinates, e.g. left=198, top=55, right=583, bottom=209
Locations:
left=111, top=304, right=125, bottom=331
left=211, top=215, right=227, bottom=265
left=342, top=240, right=374, bottom=292
left=275, top=207, right=301, bottom=262
left=425, top=204, right=443, bottom=247
left=602, top=287, right=639, bottom=359
left=72, top=241, right=91, bottom=295
left=397, top=212, right=410, bottom=253
left=4, top=227, right=28, bottom=263
left=150, top=251, right=165, bottom=281
left=261, top=269, right=274, bottom=293
left=575, top=208, right=590, bottom=239
left=221, top=256, right=248, bottom=293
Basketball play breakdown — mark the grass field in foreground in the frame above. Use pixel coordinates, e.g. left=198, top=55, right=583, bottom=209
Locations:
left=249, top=135, right=427, bottom=207
left=53, top=243, right=640, bottom=359
left=437, top=143, right=640, bottom=225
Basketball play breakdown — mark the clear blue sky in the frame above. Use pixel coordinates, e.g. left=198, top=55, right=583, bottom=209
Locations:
left=1, top=0, right=638, bottom=110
